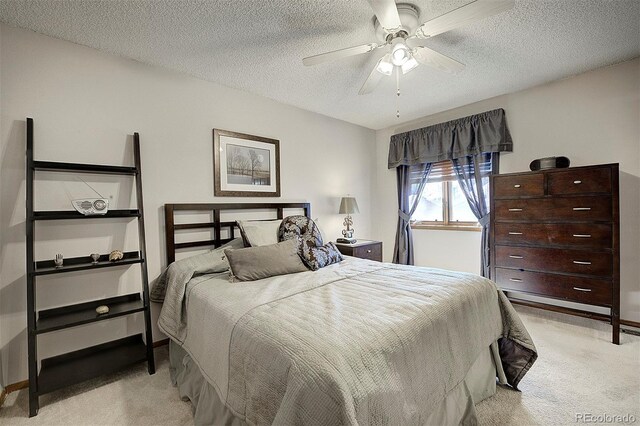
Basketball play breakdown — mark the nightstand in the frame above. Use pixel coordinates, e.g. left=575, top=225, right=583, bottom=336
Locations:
left=335, top=240, right=382, bottom=262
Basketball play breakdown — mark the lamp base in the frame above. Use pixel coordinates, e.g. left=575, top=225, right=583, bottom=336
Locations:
left=342, top=224, right=354, bottom=239
left=336, top=237, right=357, bottom=244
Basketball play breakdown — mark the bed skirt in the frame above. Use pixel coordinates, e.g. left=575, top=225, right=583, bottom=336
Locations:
left=169, top=340, right=507, bottom=425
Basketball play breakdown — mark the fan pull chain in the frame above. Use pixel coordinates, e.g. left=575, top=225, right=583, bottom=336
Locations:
left=396, top=67, right=401, bottom=118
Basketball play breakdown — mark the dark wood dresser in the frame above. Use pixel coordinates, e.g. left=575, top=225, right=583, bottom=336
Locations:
left=335, top=240, right=383, bottom=262
left=489, top=163, right=620, bottom=343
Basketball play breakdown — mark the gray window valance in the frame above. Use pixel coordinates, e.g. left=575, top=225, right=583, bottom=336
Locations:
left=388, top=108, right=513, bottom=169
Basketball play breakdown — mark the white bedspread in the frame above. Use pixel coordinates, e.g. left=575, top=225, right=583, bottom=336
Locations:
left=159, top=257, right=536, bottom=425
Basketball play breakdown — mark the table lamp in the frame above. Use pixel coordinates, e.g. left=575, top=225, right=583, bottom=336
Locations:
left=339, top=196, right=359, bottom=243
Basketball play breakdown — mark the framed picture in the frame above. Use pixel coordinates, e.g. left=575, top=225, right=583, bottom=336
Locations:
left=213, top=129, right=281, bottom=197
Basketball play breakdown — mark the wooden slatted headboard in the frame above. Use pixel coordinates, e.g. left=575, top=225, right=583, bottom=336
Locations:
left=164, top=202, right=311, bottom=264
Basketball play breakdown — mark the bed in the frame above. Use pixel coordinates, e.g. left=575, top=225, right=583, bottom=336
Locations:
left=156, top=203, right=537, bottom=425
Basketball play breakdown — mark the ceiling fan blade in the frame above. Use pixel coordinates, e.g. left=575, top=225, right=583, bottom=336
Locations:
left=416, top=0, right=514, bottom=38
left=359, top=57, right=388, bottom=95
left=303, top=43, right=379, bottom=66
left=413, top=46, right=465, bottom=74
left=367, top=0, right=402, bottom=32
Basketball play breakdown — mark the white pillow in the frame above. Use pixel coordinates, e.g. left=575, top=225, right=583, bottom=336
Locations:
left=237, top=219, right=282, bottom=247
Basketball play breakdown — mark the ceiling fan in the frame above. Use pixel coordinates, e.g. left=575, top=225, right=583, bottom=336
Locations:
left=302, top=0, right=515, bottom=95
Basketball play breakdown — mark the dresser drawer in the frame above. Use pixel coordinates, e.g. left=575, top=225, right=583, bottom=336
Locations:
left=495, top=245, right=612, bottom=277
left=493, top=174, right=544, bottom=198
left=548, top=168, right=611, bottom=195
left=352, top=244, right=382, bottom=261
left=494, top=223, right=612, bottom=249
left=495, top=268, right=612, bottom=306
left=494, top=196, right=612, bottom=222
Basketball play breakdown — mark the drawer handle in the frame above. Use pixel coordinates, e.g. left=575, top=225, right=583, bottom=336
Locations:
left=508, top=208, right=523, bottom=212
left=508, top=232, right=523, bottom=235
left=367, top=250, right=372, bottom=253
left=573, top=207, right=591, bottom=211
left=509, top=255, right=524, bottom=259
left=573, top=234, right=591, bottom=238
left=574, top=180, right=582, bottom=184
left=573, top=287, right=592, bottom=292
left=509, top=278, right=523, bottom=282
left=513, top=184, right=521, bottom=188
left=573, top=260, right=592, bottom=265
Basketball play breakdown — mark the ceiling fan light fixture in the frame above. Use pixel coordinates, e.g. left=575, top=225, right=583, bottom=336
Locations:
left=391, top=42, right=410, bottom=66
left=401, top=56, right=419, bottom=74
left=376, top=55, right=393, bottom=75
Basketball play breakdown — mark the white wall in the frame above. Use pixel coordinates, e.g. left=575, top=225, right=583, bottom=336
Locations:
left=373, top=58, right=640, bottom=322
left=0, top=25, right=376, bottom=386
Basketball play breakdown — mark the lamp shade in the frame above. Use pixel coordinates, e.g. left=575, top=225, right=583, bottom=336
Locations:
left=339, top=197, right=360, bottom=214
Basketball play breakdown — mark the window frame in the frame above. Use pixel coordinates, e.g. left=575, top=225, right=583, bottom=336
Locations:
left=411, top=179, right=481, bottom=231
left=409, top=156, right=497, bottom=232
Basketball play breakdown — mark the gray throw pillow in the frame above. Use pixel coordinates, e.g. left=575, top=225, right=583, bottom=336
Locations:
left=225, top=238, right=308, bottom=282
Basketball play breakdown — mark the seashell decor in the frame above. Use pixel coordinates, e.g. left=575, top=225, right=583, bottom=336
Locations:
left=109, top=250, right=124, bottom=262
left=95, top=305, right=109, bottom=315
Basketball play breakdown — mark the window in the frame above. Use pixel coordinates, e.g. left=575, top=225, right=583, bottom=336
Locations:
left=411, top=157, right=493, bottom=231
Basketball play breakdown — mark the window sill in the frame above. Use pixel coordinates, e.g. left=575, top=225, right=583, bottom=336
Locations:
left=411, top=224, right=482, bottom=232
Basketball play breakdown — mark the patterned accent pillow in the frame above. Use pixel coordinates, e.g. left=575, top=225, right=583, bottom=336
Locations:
left=279, top=215, right=343, bottom=270
left=305, top=242, right=344, bottom=271
left=279, top=215, right=323, bottom=250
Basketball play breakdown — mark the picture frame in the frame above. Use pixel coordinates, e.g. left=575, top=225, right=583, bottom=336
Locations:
left=213, top=129, right=281, bottom=197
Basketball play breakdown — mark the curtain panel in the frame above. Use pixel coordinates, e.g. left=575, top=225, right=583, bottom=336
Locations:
left=392, top=163, right=432, bottom=265
left=452, top=153, right=495, bottom=278
left=388, top=108, right=512, bottom=169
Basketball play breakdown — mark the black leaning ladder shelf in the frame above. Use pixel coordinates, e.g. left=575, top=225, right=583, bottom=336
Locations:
left=25, top=118, right=155, bottom=417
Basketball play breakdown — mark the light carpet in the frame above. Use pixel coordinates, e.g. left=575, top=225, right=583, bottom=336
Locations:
left=1, top=306, right=638, bottom=425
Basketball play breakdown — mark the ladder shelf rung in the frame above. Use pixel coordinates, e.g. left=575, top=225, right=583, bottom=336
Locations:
left=37, top=335, right=147, bottom=395
left=33, top=251, right=143, bottom=276
left=32, top=209, right=140, bottom=220
left=33, top=161, right=137, bottom=175
left=36, top=293, right=145, bottom=334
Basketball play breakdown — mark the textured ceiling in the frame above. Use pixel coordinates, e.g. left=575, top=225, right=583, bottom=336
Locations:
left=1, top=0, right=639, bottom=129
